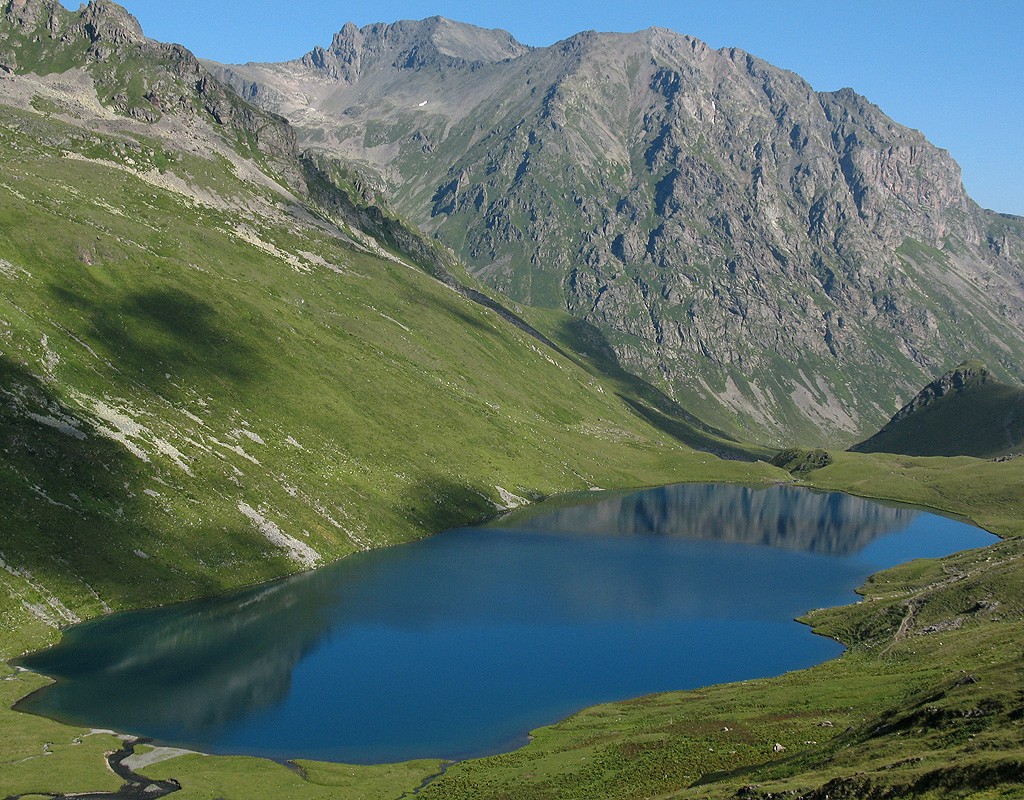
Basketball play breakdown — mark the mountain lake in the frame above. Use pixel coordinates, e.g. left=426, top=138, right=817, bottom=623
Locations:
left=17, top=483, right=996, bottom=764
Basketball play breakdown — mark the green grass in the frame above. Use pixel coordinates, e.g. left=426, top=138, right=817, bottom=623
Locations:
left=138, top=753, right=447, bottom=800
left=0, top=666, right=123, bottom=798
left=853, top=377, right=1024, bottom=458
left=3, top=16, right=1024, bottom=797
left=0, top=98, right=783, bottom=799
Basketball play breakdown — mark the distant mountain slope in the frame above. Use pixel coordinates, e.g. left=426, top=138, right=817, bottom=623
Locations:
left=0, top=0, right=778, bottom=656
left=214, top=19, right=1024, bottom=444
left=851, top=362, right=1024, bottom=458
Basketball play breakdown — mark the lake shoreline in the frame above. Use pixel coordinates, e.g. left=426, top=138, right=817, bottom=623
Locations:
left=13, top=482, right=996, bottom=766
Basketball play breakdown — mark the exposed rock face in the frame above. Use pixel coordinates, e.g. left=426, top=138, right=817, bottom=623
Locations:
left=0, top=0, right=297, bottom=167
left=214, top=21, right=1024, bottom=444
left=298, top=17, right=529, bottom=82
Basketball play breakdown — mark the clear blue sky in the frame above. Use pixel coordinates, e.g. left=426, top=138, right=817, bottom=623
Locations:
left=69, top=1, right=1024, bottom=216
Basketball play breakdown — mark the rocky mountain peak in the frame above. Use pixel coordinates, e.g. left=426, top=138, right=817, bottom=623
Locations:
left=79, top=0, right=144, bottom=45
left=4, top=0, right=62, bottom=33
left=299, top=16, right=528, bottom=81
left=210, top=18, right=1024, bottom=443
left=4, top=0, right=142, bottom=43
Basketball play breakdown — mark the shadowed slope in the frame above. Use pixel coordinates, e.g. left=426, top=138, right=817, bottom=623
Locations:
left=852, top=361, right=1024, bottom=458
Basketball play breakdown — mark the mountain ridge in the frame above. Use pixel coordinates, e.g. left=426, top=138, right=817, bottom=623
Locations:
left=212, top=17, right=1024, bottom=444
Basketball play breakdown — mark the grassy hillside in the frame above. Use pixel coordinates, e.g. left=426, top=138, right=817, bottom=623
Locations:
left=853, top=363, right=1024, bottom=459
left=0, top=99, right=784, bottom=659
left=4, top=6, right=1024, bottom=800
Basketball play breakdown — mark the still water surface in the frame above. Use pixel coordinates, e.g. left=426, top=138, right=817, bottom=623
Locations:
left=19, top=484, right=995, bottom=763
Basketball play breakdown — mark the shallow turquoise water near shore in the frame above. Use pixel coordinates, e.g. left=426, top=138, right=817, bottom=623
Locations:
left=18, top=484, right=996, bottom=763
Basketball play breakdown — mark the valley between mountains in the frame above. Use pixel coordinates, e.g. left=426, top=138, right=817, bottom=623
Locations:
left=1, top=1, right=1024, bottom=798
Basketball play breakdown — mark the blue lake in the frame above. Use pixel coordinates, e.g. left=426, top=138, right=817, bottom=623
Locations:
left=18, top=483, right=996, bottom=764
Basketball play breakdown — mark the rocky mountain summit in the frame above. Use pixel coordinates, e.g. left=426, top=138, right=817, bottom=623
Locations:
left=215, top=19, right=1024, bottom=443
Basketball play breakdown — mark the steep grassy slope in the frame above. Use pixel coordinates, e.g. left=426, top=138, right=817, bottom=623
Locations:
left=853, top=361, right=1024, bottom=458
left=0, top=99, right=782, bottom=658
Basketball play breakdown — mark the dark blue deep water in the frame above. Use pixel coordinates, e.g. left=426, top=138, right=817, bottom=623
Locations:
left=18, top=484, right=995, bottom=763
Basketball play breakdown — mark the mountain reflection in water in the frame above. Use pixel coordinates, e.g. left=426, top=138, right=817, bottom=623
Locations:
left=18, top=483, right=993, bottom=764
left=494, top=483, right=916, bottom=554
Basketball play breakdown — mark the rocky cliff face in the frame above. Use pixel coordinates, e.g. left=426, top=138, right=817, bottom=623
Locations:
left=215, top=20, right=1024, bottom=444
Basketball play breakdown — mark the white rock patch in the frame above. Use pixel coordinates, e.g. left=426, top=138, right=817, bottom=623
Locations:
left=40, top=334, right=60, bottom=372
left=0, top=553, right=80, bottom=625
left=496, top=486, right=528, bottom=509
left=26, top=412, right=87, bottom=440
left=237, top=502, right=321, bottom=569
left=0, top=257, right=30, bottom=278
left=235, top=429, right=265, bottom=445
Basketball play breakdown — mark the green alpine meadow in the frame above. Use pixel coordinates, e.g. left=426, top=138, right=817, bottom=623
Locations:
left=1, top=1, right=1024, bottom=798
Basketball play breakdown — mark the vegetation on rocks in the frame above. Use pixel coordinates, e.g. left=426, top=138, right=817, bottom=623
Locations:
left=769, top=447, right=833, bottom=476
